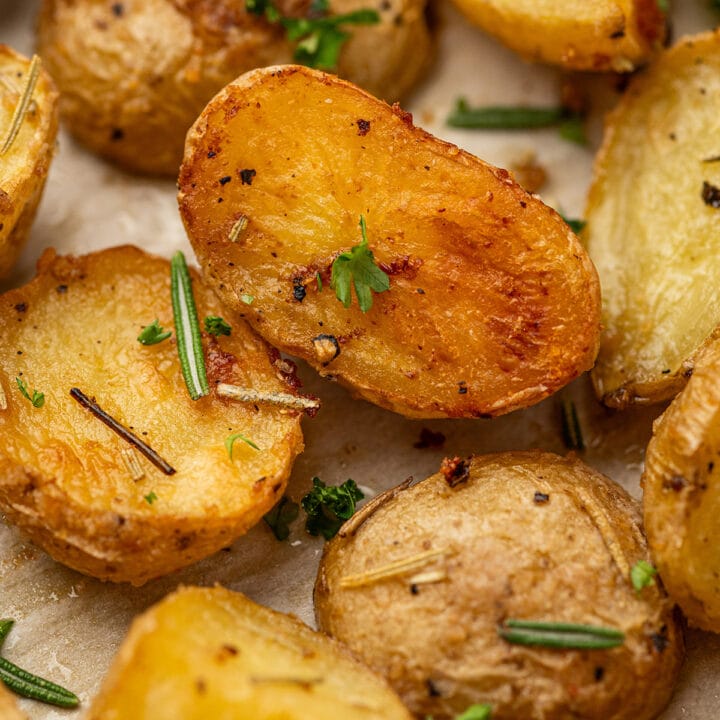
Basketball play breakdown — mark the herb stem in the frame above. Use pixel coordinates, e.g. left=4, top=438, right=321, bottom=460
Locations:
left=70, top=388, right=176, bottom=476
left=171, top=252, right=209, bottom=401
left=499, top=619, right=624, bottom=649
left=1, top=54, right=41, bottom=156
left=217, top=383, right=320, bottom=412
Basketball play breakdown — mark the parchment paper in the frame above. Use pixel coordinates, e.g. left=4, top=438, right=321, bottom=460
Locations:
left=1, top=1, right=719, bottom=718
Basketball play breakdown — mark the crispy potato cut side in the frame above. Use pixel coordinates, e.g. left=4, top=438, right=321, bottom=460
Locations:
left=0, top=246, right=304, bottom=584
left=86, top=585, right=412, bottom=720
left=0, top=683, right=26, bottom=720
left=586, top=31, right=720, bottom=409
left=0, top=46, right=58, bottom=277
left=447, top=0, right=665, bottom=72
left=36, top=0, right=432, bottom=175
left=315, top=452, right=683, bottom=720
left=644, top=340, right=720, bottom=632
left=179, top=65, right=601, bottom=419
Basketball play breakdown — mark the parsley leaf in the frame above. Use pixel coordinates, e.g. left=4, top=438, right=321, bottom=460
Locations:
left=559, top=215, right=586, bottom=235
left=246, top=0, right=379, bottom=70
left=301, top=477, right=364, bottom=539
left=631, top=560, right=657, bottom=592
left=456, top=706, right=492, bottom=720
left=204, top=315, right=232, bottom=336
left=226, top=432, right=261, bottom=460
left=144, top=491, right=158, bottom=505
left=331, top=216, right=390, bottom=312
left=16, top=377, right=44, bottom=408
left=137, top=319, right=171, bottom=345
left=264, top=495, right=300, bottom=540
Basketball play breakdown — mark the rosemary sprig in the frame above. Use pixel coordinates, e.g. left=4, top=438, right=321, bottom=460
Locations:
left=217, top=383, right=321, bottom=412
left=447, top=99, right=565, bottom=129
left=171, top=252, right=209, bottom=401
left=0, top=619, right=79, bottom=708
left=499, top=619, right=624, bottom=649
left=1, top=54, right=41, bottom=156
left=560, top=399, right=585, bottom=451
left=70, top=388, right=176, bottom=476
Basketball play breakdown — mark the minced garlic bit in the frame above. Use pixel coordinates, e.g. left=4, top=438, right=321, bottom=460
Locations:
left=121, top=448, right=145, bottom=482
left=340, top=547, right=453, bottom=589
left=1, top=55, right=41, bottom=156
left=217, top=383, right=320, bottom=412
left=228, top=215, right=249, bottom=242
left=0, top=383, right=6, bottom=410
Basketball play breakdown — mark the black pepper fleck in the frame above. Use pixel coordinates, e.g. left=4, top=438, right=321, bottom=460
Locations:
left=594, top=666, right=605, bottom=681
left=110, top=128, right=124, bottom=141
left=56, top=284, right=68, bottom=294
left=207, top=150, right=216, bottom=158
left=357, top=119, right=371, bottom=136
left=458, top=380, right=468, bottom=395
left=416, top=288, right=425, bottom=294
left=111, top=2, right=124, bottom=17
left=219, top=176, right=232, bottom=186
left=293, top=278, right=306, bottom=302
left=410, top=584, right=419, bottom=595
left=702, top=181, right=720, bottom=208
left=239, top=168, right=256, bottom=185
left=426, top=679, right=441, bottom=697
left=14, top=303, right=27, bottom=313
left=533, top=491, right=550, bottom=504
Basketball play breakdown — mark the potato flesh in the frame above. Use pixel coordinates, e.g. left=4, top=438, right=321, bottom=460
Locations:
left=0, top=684, right=26, bottom=720
left=86, top=586, right=412, bottom=720
left=643, top=340, right=720, bottom=631
left=447, top=0, right=664, bottom=71
left=36, top=0, right=432, bottom=175
left=586, top=31, right=720, bottom=408
left=0, top=46, right=58, bottom=276
left=179, top=65, right=600, bottom=419
left=315, top=452, right=683, bottom=720
left=0, top=247, right=304, bottom=583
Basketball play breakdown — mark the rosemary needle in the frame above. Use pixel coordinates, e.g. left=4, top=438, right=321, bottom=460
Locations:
left=1, top=54, right=41, bottom=156
left=499, top=619, right=624, bottom=650
left=171, top=252, right=209, bottom=401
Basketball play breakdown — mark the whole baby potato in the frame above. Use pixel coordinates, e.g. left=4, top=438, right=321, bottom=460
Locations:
left=315, top=452, right=683, bottom=720
left=36, top=0, right=432, bottom=175
left=644, top=339, right=720, bottom=632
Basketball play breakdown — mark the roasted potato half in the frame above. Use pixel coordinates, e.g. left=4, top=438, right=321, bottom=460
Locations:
left=586, top=30, right=720, bottom=409
left=447, top=0, right=665, bottom=72
left=315, top=452, right=683, bottom=720
left=644, top=339, right=720, bottom=632
left=0, top=46, right=58, bottom=277
left=36, top=0, right=432, bottom=176
left=87, top=585, right=412, bottom=720
left=0, top=246, right=304, bottom=584
left=0, top=683, right=26, bottom=720
left=179, top=65, right=601, bottom=420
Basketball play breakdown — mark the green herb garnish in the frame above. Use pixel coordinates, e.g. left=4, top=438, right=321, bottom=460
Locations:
left=246, top=0, right=379, bottom=70
left=225, top=432, right=261, bottom=460
left=0, top=619, right=79, bottom=708
left=631, top=560, right=658, bottom=592
left=558, top=115, right=588, bottom=146
left=302, top=477, right=364, bottom=539
left=171, top=251, right=209, bottom=401
left=499, top=619, right=624, bottom=649
left=316, top=272, right=323, bottom=292
left=15, top=377, right=44, bottom=408
left=456, top=705, right=492, bottom=720
left=330, top=215, right=390, bottom=313
left=137, top=319, right=171, bottom=345
left=560, top=215, right=586, bottom=235
left=144, top=491, right=158, bottom=505
left=560, top=399, right=585, bottom=451
left=264, top=495, right=300, bottom=540
left=204, top=315, right=232, bottom=336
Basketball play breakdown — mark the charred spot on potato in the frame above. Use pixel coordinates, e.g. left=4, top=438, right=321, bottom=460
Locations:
left=356, top=119, right=371, bottom=136
left=701, top=181, right=720, bottom=208
left=293, top=278, right=306, bottom=302
left=111, top=2, right=124, bottom=17
left=110, top=127, right=124, bottom=141
left=312, top=334, right=340, bottom=365
left=410, top=584, right=419, bottom=595
left=413, top=427, right=445, bottom=449
left=14, top=303, right=26, bottom=313
left=457, top=381, right=467, bottom=395
left=56, top=284, right=68, bottom=293
left=533, top=491, right=549, bottom=504
left=663, top=475, right=687, bottom=492
left=650, top=627, right=669, bottom=653
left=440, top=456, right=470, bottom=488
left=239, top=168, right=256, bottom=185
left=594, top=666, right=605, bottom=681
left=425, top=679, right=441, bottom=697
left=219, top=175, right=232, bottom=185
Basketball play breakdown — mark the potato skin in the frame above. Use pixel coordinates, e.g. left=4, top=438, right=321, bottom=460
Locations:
left=643, top=340, right=720, bottom=632
left=0, top=46, right=58, bottom=277
left=586, top=31, right=720, bottom=409
left=0, top=683, right=26, bottom=720
left=86, top=585, right=413, bottom=720
left=315, top=452, right=683, bottom=720
left=36, top=0, right=432, bottom=176
left=448, top=0, right=665, bottom=72
left=0, top=246, right=304, bottom=584
left=179, top=65, right=601, bottom=419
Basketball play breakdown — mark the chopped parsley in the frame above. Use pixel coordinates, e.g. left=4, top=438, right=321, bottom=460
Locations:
left=246, top=0, right=379, bottom=70
left=144, top=491, right=158, bottom=505
left=331, top=215, right=390, bottom=313
left=456, top=705, right=492, bottom=720
left=137, top=319, right=171, bottom=345
left=204, top=315, right=232, bottom=336
left=560, top=215, right=586, bottom=234
left=225, top=432, right=261, bottom=460
left=301, top=477, right=364, bottom=539
left=16, top=377, right=44, bottom=408
left=631, top=560, right=658, bottom=592
left=263, top=495, right=300, bottom=540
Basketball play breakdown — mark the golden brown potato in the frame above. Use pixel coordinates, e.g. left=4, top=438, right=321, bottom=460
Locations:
left=0, top=246, right=304, bottom=584
left=643, top=339, right=720, bottom=632
left=179, top=65, right=601, bottom=420
left=586, top=30, right=720, bottom=409
left=36, top=0, right=432, bottom=176
left=315, top=451, right=684, bottom=720
left=87, top=585, right=413, bottom=720
left=448, top=0, right=665, bottom=72
left=0, top=683, right=26, bottom=720
left=0, top=46, right=58, bottom=277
